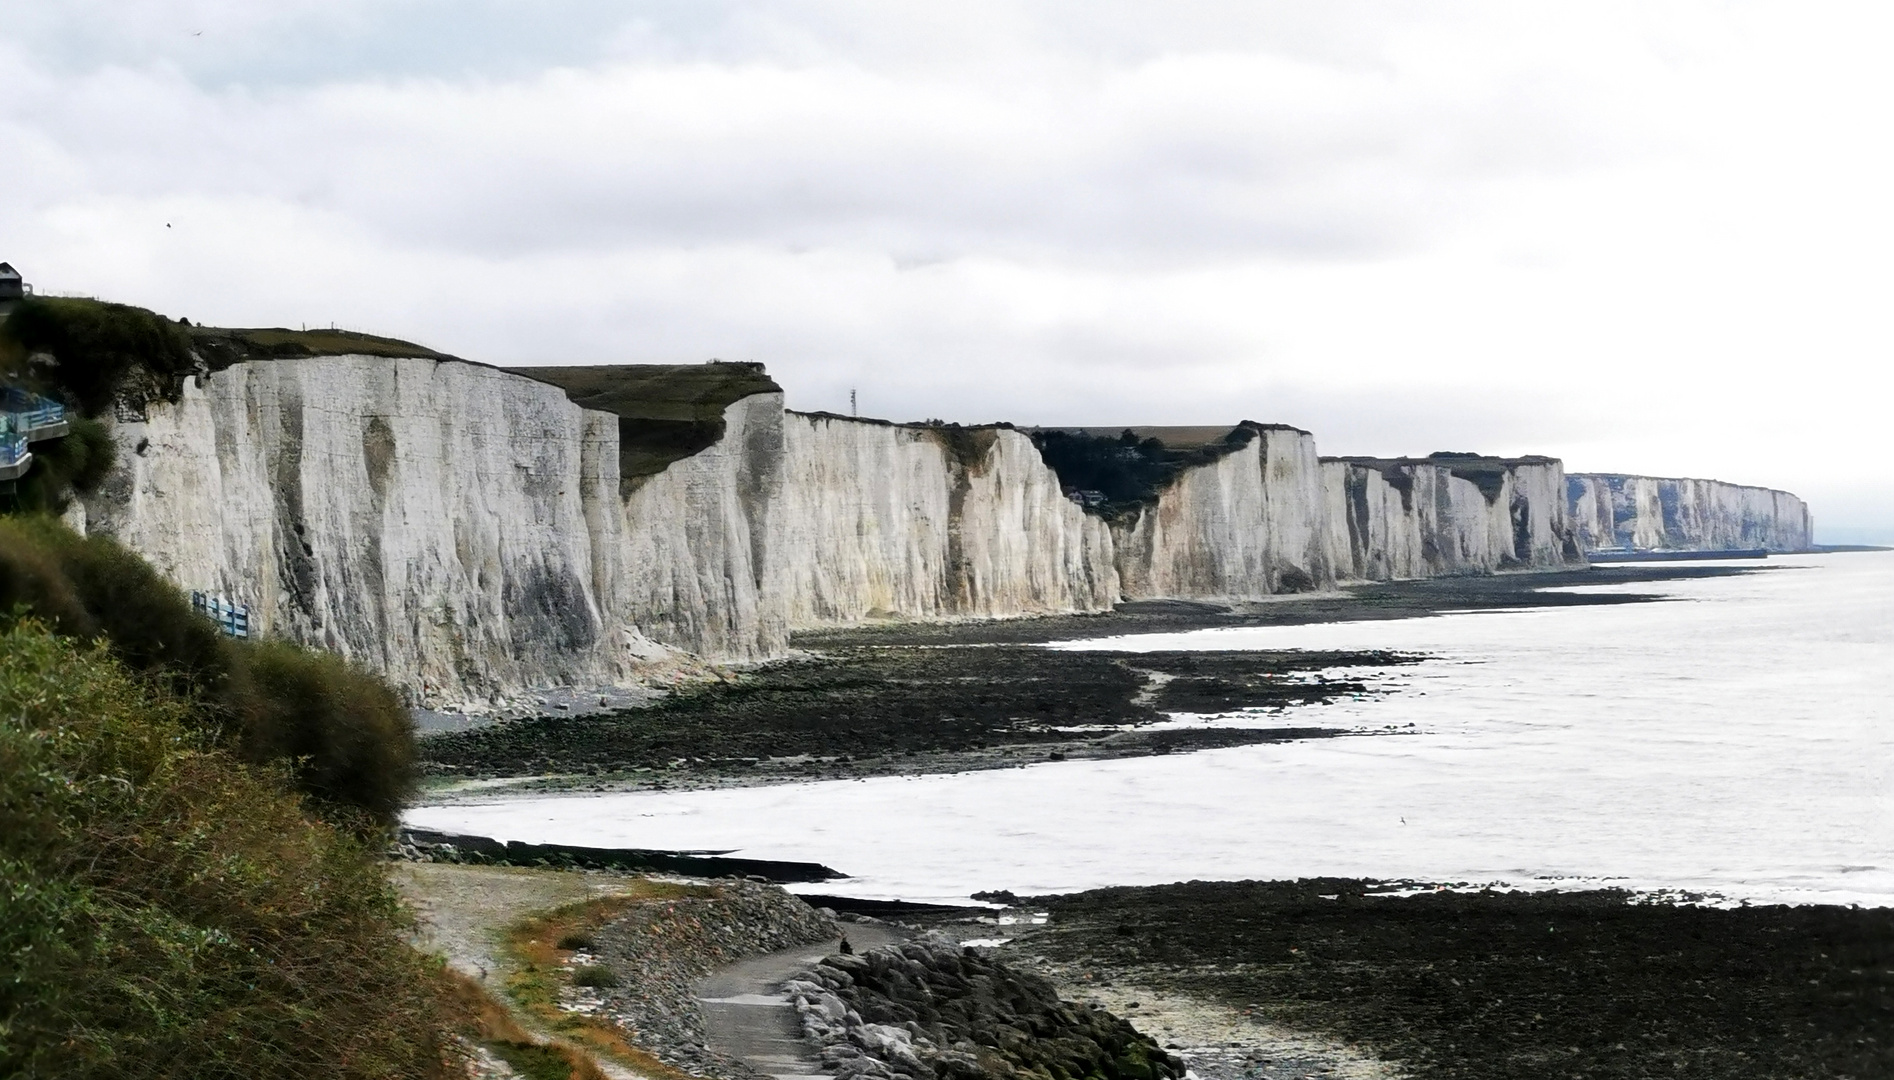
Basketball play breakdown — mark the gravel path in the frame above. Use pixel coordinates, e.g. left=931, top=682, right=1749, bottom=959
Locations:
left=697, top=922, right=905, bottom=1080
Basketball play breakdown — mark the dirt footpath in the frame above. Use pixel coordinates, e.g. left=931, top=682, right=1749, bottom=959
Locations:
left=394, top=861, right=636, bottom=981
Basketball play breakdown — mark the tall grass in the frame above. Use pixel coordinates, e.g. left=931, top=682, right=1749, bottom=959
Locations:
left=0, top=622, right=454, bottom=1079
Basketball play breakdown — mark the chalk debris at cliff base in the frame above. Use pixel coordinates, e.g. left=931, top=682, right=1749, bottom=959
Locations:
left=792, top=561, right=1769, bottom=647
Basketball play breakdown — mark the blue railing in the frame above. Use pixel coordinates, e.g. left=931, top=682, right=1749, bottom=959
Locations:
left=190, top=592, right=251, bottom=639
left=2, top=388, right=65, bottom=433
left=0, top=430, right=27, bottom=467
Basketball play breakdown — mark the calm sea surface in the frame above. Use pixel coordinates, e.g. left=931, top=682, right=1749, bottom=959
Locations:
left=408, top=552, right=1894, bottom=906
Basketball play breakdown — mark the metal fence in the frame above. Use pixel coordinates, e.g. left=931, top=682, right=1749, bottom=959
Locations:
left=190, top=592, right=251, bottom=639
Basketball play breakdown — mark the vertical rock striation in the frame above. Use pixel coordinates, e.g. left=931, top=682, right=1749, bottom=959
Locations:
left=82, top=357, right=1118, bottom=704
left=774, top=413, right=1117, bottom=628
left=1566, top=474, right=1812, bottom=552
left=1320, top=454, right=1584, bottom=581
left=85, top=356, right=654, bottom=706
left=1110, top=424, right=1335, bottom=598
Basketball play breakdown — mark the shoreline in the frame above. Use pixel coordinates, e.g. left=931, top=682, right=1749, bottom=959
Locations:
left=416, top=563, right=1769, bottom=798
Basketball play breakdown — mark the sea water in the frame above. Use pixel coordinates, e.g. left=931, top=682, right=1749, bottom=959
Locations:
left=407, top=552, right=1894, bottom=906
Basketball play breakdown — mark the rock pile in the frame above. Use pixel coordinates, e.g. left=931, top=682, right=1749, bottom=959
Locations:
left=783, top=939, right=1184, bottom=1080
left=578, top=878, right=837, bottom=1077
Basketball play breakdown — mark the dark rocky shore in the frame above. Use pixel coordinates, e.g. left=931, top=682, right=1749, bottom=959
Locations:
left=418, top=564, right=1770, bottom=795
left=418, top=646, right=1419, bottom=793
left=786, top=938, right=1184, bottom=1080
left=961, top=879, right=1894, bottom=1080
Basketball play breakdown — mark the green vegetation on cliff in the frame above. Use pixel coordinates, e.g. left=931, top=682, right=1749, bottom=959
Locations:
left=0, top=297, right=196, bottom=415
left=1028, top=424, right=1260, bottom=519
left=1, top=296, right=451, bottom=417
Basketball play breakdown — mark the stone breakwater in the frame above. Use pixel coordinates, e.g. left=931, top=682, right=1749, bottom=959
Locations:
left=1566, top=473, right=1812, bottom=552
left=564, top=878, right=836, bottom=1079
left=784, top=938, right=1184, bottom=1080
left=79, top=356, right=1599, bottom=704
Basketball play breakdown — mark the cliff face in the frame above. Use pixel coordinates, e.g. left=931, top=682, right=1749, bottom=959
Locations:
left=81, top=357, right=1118, bottom=705
left=1322, top=455, right=1583, bottom=581
left=1111, top=425, right=1335, bottom=598
left=89, top=355, right=1787, bottom=705
left=774, top=414, right=1117, bottom=628
left=1566, top=474, right=1812, bottom=552
left=85, top=356, right=656, bottom=705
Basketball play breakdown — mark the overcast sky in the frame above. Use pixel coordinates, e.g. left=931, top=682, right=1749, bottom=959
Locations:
left=4, top=1, right=1890, bottom=538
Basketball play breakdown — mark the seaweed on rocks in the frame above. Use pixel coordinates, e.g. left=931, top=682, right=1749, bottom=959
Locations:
left=784, top=938, right=1184, bottom=1080
left=418, top=647, right=1418, bottom=788
left=1013, top=879, right=1894, bottom=1080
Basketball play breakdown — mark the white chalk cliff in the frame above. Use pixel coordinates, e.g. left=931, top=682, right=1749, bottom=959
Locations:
left=1323, top=455, right=1582, bottom=581
left=1566, top=473, right=1812, bottom=552
left=79, top=356, right=1773, bottom=704
left=1110, top=425, right=1337, bottom=598
left=81, top=357, right=1119, bottom=706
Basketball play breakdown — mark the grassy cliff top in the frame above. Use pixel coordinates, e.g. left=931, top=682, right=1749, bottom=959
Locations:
left=193, top=325, right=454, bottom=366
left=1030, top=422, right=1311, bottom=449
left=1322, top=451, right=1561, bottom=467
left=506, top=363, right=781, bottom=423
left=506, top=363, right=782, bottom=490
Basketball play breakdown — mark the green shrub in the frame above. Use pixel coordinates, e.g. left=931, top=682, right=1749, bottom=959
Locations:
left=569, top=964, right=621, bottom=989
left=0, top=516, right=415, bottom=823
left=243, top=639, right=416, bottom=824
left=0, top=622, right=454, bottom=1079
left=557, top=932, right=597, bottom=951
left=0, top=297, right=196, bottom=416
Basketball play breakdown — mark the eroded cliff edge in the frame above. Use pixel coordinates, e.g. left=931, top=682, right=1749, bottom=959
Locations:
left=1567, top=473, right=1812, bottom=552
left=81, top=355, right=1590, bottom=705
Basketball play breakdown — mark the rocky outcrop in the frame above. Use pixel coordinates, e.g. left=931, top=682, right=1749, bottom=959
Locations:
left=1322, top=454, right=1584, bottom=580
left=784, top=939, right=1183, bottom=1080
left=1111, top=424, right=1335, bottom=598
left=572, top=878, right=838, bottom=1080
left=1566, top=474, right=1812, bottom=552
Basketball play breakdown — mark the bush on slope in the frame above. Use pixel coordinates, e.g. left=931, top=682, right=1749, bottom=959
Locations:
left=0, top=515, right=415, bottom=824
left=0, top=621, right=453, bottom=1079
